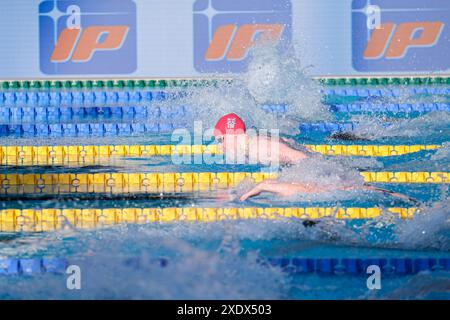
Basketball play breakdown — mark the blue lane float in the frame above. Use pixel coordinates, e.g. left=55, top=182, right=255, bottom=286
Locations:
left=0, top=258, right=67, bottom=275
left=299, top=122, right=358, bottom=133
left=322, top=87, right=450, bottom=98
left=330, top=103, right=450, bottom=113
left=264, top=257, right=450, bottom=275
left=261, top=103, right=450, bottom=114
left=0, top=121, right=189, bottom=137
left=0, top=90, right=184, bottom=106
left=1, top=257, right=448, bottom=276
left=0, top=120, right=358, bottom=137
left=0, top=105, right=188, bottom=123
left=0, top=102, right=448, bottom=124
left=0, top=121, right=355, bottom=137
left=0, top=87, right=448, bottom=107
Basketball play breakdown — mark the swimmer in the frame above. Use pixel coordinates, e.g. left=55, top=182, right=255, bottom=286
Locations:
left=214, top=113, right=308, bottom=165
left=213, top=114, right=418, bottom=203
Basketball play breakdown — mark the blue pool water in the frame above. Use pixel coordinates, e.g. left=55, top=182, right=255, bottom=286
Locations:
left=1, top=51, right=450, bottom=299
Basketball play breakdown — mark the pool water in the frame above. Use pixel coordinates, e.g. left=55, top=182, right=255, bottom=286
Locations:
left=0, top=56, right=449, bottom=299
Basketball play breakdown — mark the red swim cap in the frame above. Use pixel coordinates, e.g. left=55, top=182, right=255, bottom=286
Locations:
left=214, top=113, right=246, bottom=136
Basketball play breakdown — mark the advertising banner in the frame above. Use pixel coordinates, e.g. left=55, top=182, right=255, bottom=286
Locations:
left=0, top=0, right=448, bottom=78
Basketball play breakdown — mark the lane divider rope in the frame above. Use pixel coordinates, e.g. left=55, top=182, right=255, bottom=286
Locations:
left=2, top=256, right=448, bottom=275
left=0, top=258, right=67, bottom=275
left=262, top=103, right=450, bottom=114
left=0, top=87, right=448, bottom=108
left=0, top=206, right=417, bottom=232
left=263, top=257, right=450, bottom=275
left=0, top=144, right=440, bottom=164
left=0, top=121, right=368, bottom=136
left=0, top=171, right=447, bottom=197
left=322, top=87, right=449, bottom=97
left=0, top=76, right=449, bottom=90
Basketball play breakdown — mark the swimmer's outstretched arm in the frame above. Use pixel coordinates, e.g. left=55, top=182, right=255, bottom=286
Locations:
left=239, top=180, right=417, bottom=202
left=239, top=180, right=330, bottom=201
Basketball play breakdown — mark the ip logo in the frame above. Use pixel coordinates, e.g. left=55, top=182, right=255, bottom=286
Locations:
left=193, top=0, right=292, bottom=73
left=39, top=0, right=137, bottom=75
left=352, top=0, right=449, bottom=72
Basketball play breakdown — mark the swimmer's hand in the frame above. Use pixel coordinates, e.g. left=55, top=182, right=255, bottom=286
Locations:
left=239, top=180, right=330, bottom=201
